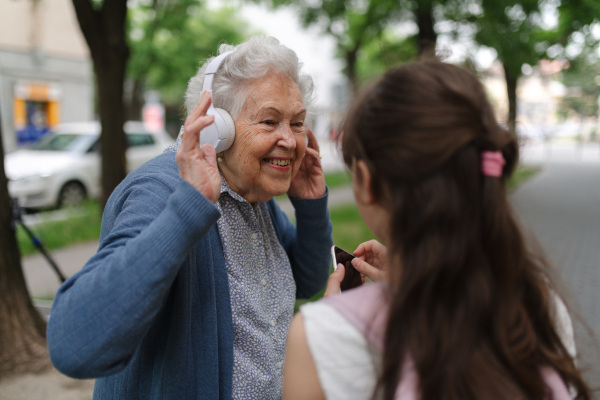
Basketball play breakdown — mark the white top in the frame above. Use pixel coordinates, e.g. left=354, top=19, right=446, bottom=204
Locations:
left=300, top=283, right=575, bottom=400
left=301, top=300, right=385, bottom=400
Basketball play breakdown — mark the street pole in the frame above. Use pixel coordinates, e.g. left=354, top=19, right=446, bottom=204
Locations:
left=11, top=199, right=66, bottom=283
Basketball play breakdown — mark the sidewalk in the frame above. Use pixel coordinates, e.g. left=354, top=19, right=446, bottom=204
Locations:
left=511, top=139, right=600, bottom=385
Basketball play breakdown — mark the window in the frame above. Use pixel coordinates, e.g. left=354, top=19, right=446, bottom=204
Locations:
left=126, top=133, right=155, bottom=148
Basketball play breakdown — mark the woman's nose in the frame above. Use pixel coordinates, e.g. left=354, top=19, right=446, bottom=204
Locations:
left=276, top=124, right=296, bottom=149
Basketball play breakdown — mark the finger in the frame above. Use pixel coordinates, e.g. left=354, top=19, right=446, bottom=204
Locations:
left=181, top=91, right=214, bottom=151
left=306, top=129, right=320, bottom=154
left=304, top=147, right=322, bottom=166
left=324, top=264, right=344, bottom=298
left=202, top=144, right=218, bottom=166
left=188, top=91, right=212, bottom=121
left=353, top=243, right=368, bottom=258
left=354, top=239, right=385, bottom=260
left=351, top=257, right=383, bottom=282
left=180, top=115, right=214, bottom=153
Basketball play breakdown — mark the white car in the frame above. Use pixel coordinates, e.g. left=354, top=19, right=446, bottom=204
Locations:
left=5, top=121, right=174, bottom=209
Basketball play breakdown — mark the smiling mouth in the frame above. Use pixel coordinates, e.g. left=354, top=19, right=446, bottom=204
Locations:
left=264, top=158, right=291, bottom=167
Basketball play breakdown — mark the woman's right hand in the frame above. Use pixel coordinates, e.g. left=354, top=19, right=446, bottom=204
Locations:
left=176, top=91, right=222, bottom=203
left=351, top=240, right=388, bottom=282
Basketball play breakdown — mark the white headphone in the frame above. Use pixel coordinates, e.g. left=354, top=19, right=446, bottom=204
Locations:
left=193, top=51, right=236, bottom=153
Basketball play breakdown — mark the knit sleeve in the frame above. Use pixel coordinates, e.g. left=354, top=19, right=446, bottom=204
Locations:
left=47, top=156, right=221, bottom=379
left=267, top=188, right=333, bottom=299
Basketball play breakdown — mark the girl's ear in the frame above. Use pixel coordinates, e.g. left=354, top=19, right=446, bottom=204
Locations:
left=352, top=160, right=377, bottom=205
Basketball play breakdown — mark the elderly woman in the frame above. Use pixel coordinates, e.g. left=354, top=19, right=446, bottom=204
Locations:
left=47, top=36, right=333, bottom=399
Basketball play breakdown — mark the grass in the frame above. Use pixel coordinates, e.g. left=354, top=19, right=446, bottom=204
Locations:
left=17, top=166, right=538, bottom=256
left=17, top=200, right=102, bottom=256
left=507, top=165, right=541, bottom=191
left=19, top=166, right=540, bottom=307
left=293, top=203, right=378, bottom=311
left=274, top=171, right=351, bottom=201
left=324, top=170, right=352, bottom=189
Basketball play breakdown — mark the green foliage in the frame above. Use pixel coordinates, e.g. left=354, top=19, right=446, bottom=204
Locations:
left=355, top=30, right=418, bottom=84
left=264, top=0, right=403, bottom=93
left=468, top=0, right=600, bottom=77
left=439, top=0, right=597, bottom=131
left=127, top=3, right=258, bottom=106
left=555, top=0, right=600, bottom=42
left=559, top=53, right=600, bottom=119
left=460, top=0, right=542, bottom=77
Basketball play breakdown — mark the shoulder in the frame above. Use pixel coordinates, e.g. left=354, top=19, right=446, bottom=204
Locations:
left=298, top=297, right=382, bottom=400
left=101, top=152, right=198, bottom=231
left=125, top=152, right=179, bottom=186
left=322, top=283, right=390, bottom=352
left=107, top=152, right=179, bottom=204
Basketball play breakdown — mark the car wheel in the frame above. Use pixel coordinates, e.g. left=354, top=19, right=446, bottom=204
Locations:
left=58, top=181, right=86, bottom=208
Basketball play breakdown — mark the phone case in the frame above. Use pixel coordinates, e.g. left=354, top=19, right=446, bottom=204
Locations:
left=332, top=246, right=363, bottom=291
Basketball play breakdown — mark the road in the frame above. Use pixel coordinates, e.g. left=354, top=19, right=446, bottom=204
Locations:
left=512, top=140, right=600, bottom=387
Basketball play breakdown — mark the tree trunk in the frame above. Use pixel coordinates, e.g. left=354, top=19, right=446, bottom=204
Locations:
left=96, top=57, right=128, bottom=207
left=415, top=0, right=437, bottom=59
left=0, top=106, right=49, bottom=380
left=345, top=47, right=360, bottom=96
left=503, top=63, right=518, bottom=135
left=72, top=0, right=129, bottom=209
left=126, top=78, right=144, bottom=122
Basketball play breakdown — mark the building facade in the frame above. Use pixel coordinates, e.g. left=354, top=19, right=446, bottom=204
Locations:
left=0, top=0, right=93, bottom=152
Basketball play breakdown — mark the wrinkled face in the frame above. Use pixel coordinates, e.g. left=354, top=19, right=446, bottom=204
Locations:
left=219, top=71, right=307, bottom=203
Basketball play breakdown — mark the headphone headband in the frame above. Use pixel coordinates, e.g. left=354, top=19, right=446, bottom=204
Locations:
left=195, top=50, right=236, bottom=153
left=202, top=51, right=234, bottom=94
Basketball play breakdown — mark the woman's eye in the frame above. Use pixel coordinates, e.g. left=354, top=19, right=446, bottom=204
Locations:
left=292, top=121, right=304, bottom=128
left=262, top=120, right=276, bottom=126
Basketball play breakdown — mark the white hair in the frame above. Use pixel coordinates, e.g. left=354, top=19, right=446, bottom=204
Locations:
left=184, top=35, right=316, bottom=120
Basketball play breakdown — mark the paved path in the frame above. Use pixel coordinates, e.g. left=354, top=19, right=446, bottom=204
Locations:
left=512, top=140, right=600, bottom=386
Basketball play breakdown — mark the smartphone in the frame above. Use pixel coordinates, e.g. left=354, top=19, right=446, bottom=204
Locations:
left=331, top=245, right=363, bottom=291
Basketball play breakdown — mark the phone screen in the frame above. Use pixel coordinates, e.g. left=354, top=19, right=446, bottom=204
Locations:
left=331, top=245, right=363, bottom=291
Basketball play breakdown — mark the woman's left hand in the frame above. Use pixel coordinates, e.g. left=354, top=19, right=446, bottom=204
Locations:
left=287, top=129, right=326, bottom=199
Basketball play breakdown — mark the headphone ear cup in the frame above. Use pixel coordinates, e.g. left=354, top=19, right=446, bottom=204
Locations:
left=213, top=107, right=235, bottom=153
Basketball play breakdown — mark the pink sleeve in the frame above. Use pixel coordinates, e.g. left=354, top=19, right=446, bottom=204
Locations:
left=541, top=367, right=573, bottom=400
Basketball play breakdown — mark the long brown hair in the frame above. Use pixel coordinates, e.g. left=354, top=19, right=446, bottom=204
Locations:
left=341, top=62, right=590, bottom=399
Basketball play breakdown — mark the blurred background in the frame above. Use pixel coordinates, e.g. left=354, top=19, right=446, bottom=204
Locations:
left=0, top=0, right=598, bottom=397
left=2, top=0, right=599, bottom=153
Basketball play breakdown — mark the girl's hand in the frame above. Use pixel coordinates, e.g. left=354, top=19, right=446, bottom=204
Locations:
left=352, top=240, right=388, bottom=282
left=323, top=264, right=345, bottom=298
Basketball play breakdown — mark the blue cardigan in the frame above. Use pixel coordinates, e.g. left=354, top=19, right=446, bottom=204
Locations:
left=47, top=152, right=333, bottom=399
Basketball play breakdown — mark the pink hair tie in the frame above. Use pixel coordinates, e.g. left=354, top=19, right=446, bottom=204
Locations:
left=481, top=151, right=505, bottom=177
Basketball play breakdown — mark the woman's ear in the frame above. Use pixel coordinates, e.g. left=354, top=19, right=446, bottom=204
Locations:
left=352, top=160, right=377, bottom=205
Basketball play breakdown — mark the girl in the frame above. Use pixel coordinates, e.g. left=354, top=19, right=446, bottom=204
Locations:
left=283, top=61, right=591, bottom=399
